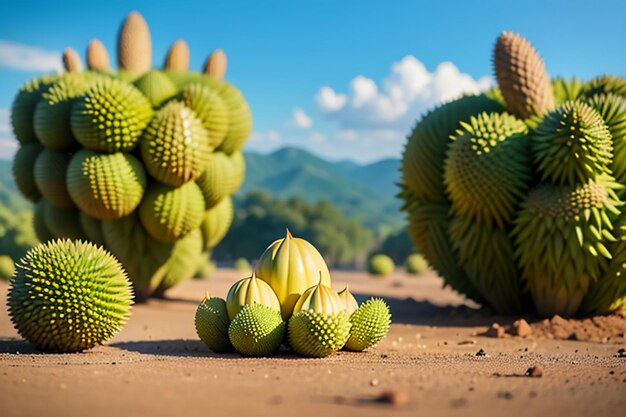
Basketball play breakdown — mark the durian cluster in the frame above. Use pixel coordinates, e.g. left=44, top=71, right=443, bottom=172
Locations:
left=401, top=32, right=626, bottom=317
left=10, top=12, right=251, bottom=301
left=195, top=230, right=391, bottom=357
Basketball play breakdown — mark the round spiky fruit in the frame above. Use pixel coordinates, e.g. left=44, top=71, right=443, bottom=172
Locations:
left=226, top=273, right=282, bottom=321
left=12, top=143, right=43, bottom=202
left=62, top=47, right=83, bottom=72
left=512, top=176, right=622, bottom=317
left=228, top=303, right=284, bottom=357
left=553, top=77, right=584, bottom=105
left=133, top=70, right=178, bottom=107
left=86, top=39, right=110, bottom=71
left=199, top=196, right=234, bottom=251
left=154, top=228, right=203, bottom=294
left=195, top=151, right=241, bottom=208
left=43, top=201, right=85, bottom=240
left=11, top=75, right=57, bottom=144
left=33, top=149, right=74, bottom=208
left=181, top=83, right=229, bottom=149
left=140, top=100, right=212, bottom=186
left=344, top=298, right=391, bottom=351
left=117, top=12, right=152, bottom=75
left=533, top=100, right=613, bottom=185
left=292, top=279, right=346, bottom=316
left=33, top=200, right=54, bottom=242
left=0, top=255, right=15, bottom=281
left=203, top=49, right=227, bottom=80
left=405, top=254, right=428, bottom=275
left=584, top=75, right=626, bottom=98
left=7, top=239, right=133, bottom=352
left=444, top=112, right=531, bottom=228
left=195, top=293, right=233, bottom=353
left=493, top=32, right=554, bottom=119
left=79, top=212, right=105, bottom=246
left=164, top=39, right=190, bottom=72
left=288, top=310, right=350, bottom=358
left=71, top=78, right=153, bottom=153
left=66, top=149, right=147, bottom=220
left=368, top=254, right=395, bottom=277
left=138, top=181, right=205, bottom=243
left=337, top=285, right=359, bottom=314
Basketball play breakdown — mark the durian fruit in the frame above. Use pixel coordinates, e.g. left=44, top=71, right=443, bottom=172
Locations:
left=66, top=149, right=147, bottom=220
left=199, top=196, right=234, bottom=251
left=203, top=49, right=227, bottom=80
left=256, top=229, right=332, bottom=320
left=140, top=100, right=212, bottom=186
left=226, top=272, right=282, bottom=321
left=368, top=254, right=395, bottom=277
left=553, top=77, right=585, bottom=105
left=86, top=39, right=111, bottom=71
left=43, top=200, right=85, bottom=240
left=33, top=200, right=54, bottom=242
left=344, top=298, right=391, bottom=352
left=133, top=70, right=178, bottom=107
left=195, top=151, right=241, bottom=208
left=195, top=293, right=233, bottom=352
left=138, top=181, right=205, bottom=243
left=234, top=258, right=252, bottom=275
left=512, top=176, right=622, bottom=317
left=181, top=83, right=229, bottom=149
left=533, top=100, right=613, bottom=185
left=71, top=78, right=153, bottom=153
left=164, top=39, right=190, bottom=72
left=63, top=47, right=83, bottom=72
left=33, top=149, right=74, bottom=208
left=7, top=239, right=133, bottom=352
left=337, top=284, right=359, bottom=314
left=11, top=75, right=57, bottom=144
left=583, top=75, right=626, bottom=98
left=228, top=303, right=284, bottom=357
left=79, top=212, right=105, bottom=246
left=154, top=228, right=203, bottom=294
left=117, top=11, right=152, bottom=75
left=0, top=255, right=14, bottom=280
left=12, top=143, right=43, bottom=202
left=405, top=254, right=428, bottom=274
left=229, top=151, right=246, bottom=193
left=493, top=32, right=555, bottom=119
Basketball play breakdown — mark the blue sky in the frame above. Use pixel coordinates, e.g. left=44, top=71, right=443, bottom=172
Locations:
left=0, top=0, right=625, bottom=162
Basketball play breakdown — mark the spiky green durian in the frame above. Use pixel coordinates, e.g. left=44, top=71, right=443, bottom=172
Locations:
left=401, top=95, right=504, bottom=203
left=164, top=71, right=204, bottom=90
left=226, top=273, right=282, bottom=321
left=66, top=149, right=147, bottom=220
left=368, top=254, right=395, bottom=276
left=583, top=75, right=626, bottom=98
left=43, top=201, right=86, bottom=240
left=533, top=100, right=613, bottom=185
left=288, top=310, right=350, bottom=358
left=228, top=303, right=284, bottom=357
left=444, top=112, right=531, bottom=228
left=195, top=293, right=233, bottom=352
left=512, top=176, right=622, bottom=317
left=71, top=78, right=153, bottom=153
left=7, top=239, right=133, bottom=352
left=79, top=212, right=105, bottom=246
left=195, top=151, right=239, bottom=208
left=337, top=285, right=359, bottom=314
left=344, top=298, right=391, bottom=351
left=229, top=151, right=246, bottom=194
left=0, top=255, right=15, bottom=281
left=138, top=181, right=205, bottom=243
left=133, top=70, right=178, bottom=107
left=405, top=254, right=428, bottom=274
left=11, top=75, right=57, bottom=144
left=140, top=100, right=212, bottom=186
left=12, top=143, right=43, bottom=202
left=180, top=83, right=229, bottom=149
left=33, top=149, right=74, bottom=208
left=33, top=200, right=54, bottom=242
left=154, top=228, right=203, bottom=294
left=199, top=196, right=234, bottom=251
left=553, top=77, right=585, bottom=105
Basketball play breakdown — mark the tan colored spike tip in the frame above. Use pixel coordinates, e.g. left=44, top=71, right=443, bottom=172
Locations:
left=63, top=47, right=83, bottom=72
left=86, top=39, right=110, bottom=70
left=117, top=11, right=152, bottom=74
left=494, top=32, right=554, bottom=119
left=164, top=39, right=190, bottom=72
left=203, top=49, right=227, bottom=80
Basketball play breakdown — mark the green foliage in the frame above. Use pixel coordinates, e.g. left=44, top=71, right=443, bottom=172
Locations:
left=368, top=254, right=395, bottom=276
left=405, top=254, right=428, bottom=275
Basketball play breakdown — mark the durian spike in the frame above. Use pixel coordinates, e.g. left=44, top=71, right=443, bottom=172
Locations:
left=286, top=227, right=293, bottom=239
left=117, top=11, right=152, bottom=74
left=203, top=291, right=211, bottom=301
left=203, top=49, right=227, bottom=80
left=86, top=39, right=110, bottom=71
left=164, top=39, right=190, bottom=72
left=63, top=47, right=83, bottom=72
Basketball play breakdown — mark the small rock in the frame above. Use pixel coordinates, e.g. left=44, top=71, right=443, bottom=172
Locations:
left=526, top=365, right=543, bottom=378
left=370, top=378, right=380, bottom=387
left=375, top=390, right=408, bottom=407
left=476, top=348, right=489, bottom=357
left=497, top=391, right=513, bottom=400
left=511, top=319, right=532, bottom=337
left=458, top=340, right=477, bottom=346
left=616, top=348, right=626, bottom=358
left=486, top=323, right=505, bottom=338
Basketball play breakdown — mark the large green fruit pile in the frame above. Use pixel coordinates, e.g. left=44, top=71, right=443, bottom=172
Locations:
left=10, top=13, right=251, bottom=301
left=401, top=32, right=626, bottom=317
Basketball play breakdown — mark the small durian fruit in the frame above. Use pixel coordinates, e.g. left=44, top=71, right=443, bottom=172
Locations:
left=337, top=284, right=359, bottom=314
left=11, top=75, right=57, bottom=144
left=493, top=32, right=555, bottom=119
left=66, top=149, right=147, bottom=220
left=12, top=142, right=43, bottom=202
left=8, top=239, right=133, bottom=352
left=79, top=212, right=105, bottom=246
left=86, top=39, right=110, bottom=71
left=344, top=298, right=391, bottom=352
left=552, top=77, right=585, bottom=105
left=195, top=151, right=236, bottom=208
left=33, top=149, right=74, bottom=208
left=195, top=292, right=233, bottom=352
left=226, top=272, right=282, bottom=321
left=117, top=11, right=152, bottom=75
left=0, top=255, right=15, bottom=280
left=203, top=49, right=227, bottom=80
left=43, top=200, right=86, bottom=240
left=368, top=254, right=395, bottom=277
left=33, top=200, right=54, bottom=242
left=586, top=93, right=626, bottom=183
left=405, top=254, right=428, bottom=275
left=234, top=258, right=252, bottom=275
left=140, top=100, right=212, bottom=186
left=583, top=75, right=626, bottom=98
left=71, top=78, right=153, bottom=153
left=133, top=70, right=178, bottom=107
left=164, top=39, right=190, bottom=72
left=199, top=196, right=234, bottom=251
left=533, top=100, right=613, bottom=185
left=228, top=303, right=284, bottom=357
left=62, top=47, right=83, bottom=72
left=138, top=181, right=205, bottom=243
left=154, top=228, right=204, bottom=294
left=181, top=83, right=229, bottom=149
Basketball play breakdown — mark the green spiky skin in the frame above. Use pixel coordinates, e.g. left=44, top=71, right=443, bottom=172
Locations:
left=7, top=239, right=133, bottom=352
left=66, top=149, right=146, bottom=220
left=344, top=298, right=391, bottom=351
left=132, top=70, right=178, bottom=107
left=33, top=200, right=54, bottom=242
left=288, top=310, right=351, bottom=358
left=43, top=201, right=86, bottom=240
left=11, top=75, right=57, bottom=144
left=181, top=83, right=229, bottom=149
left=12, top=143, right=43, bottom=202
left=139, top=181, right=205, bottom=243
left=154, top=228, right=203, bottom=294
left=140, top=100, right=212, bottom=186
left=553, top=77, right=584, bottom=105
left=583, top=75, right=626, bottom=99
left=71, top=78, right=153, bottom=153
left=405, top=254, right=428, bottom=274
left=445, top=112, right=531, bottom=228
left=195, top=296, right=233, bottom=353
left=402, top=95, right=504, bottom=203
left=513, top=177, right=622, bottom=317
left=195, top=151, right=240, bottom=208
left=199, top=196, right=234, bottom=251
left=228, top=303, right=284, bottom=357
left=0, top=255, right=15, bottom=281
left=79, top=212, right=105, bottom=246
left=533, top=100, right=613, bottom=185
left=368, top=254, right=394, bottom=276
left=229, top=151, right=246, bottom=194
left=33, top=149, right=74, bottom=208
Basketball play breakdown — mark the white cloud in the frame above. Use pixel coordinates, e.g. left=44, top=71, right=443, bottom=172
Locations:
left=290, top=108, right=313, bottom=129
left=250, top=129, right=281, bottom=144
left=0, top=108, right=18, bottom=159
left=315, top=86, right=347, bottom=112
left=0, top=40, right=63, bottom=73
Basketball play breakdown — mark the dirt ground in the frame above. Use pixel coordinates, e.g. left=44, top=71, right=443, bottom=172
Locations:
left=1, top=269, right=625, bottom=417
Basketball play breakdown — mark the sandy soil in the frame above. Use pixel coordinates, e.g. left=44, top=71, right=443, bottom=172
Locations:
left=1, top=269, right=625, bottom=417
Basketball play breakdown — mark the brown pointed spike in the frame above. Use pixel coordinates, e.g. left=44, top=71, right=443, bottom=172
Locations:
left=86, top=39, right=110, bottom=71
left=493, top=32, right=554, bottom=119
left=117, top=11, right=152, bottom=74
left=203, top=49, right=227, bottom=80
left=63, top=47, right=83, bottom=72
left=164, top=39, right=190, bottom=72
